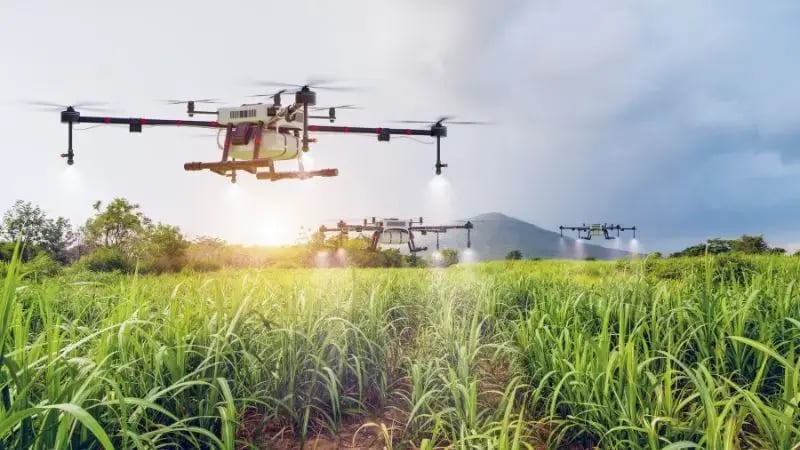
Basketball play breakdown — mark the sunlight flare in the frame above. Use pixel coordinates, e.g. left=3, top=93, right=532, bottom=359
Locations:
left=260, top=215, right=299, bottom=247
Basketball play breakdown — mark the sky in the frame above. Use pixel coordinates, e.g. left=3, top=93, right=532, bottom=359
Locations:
left=1, top=0, right=799, bottom=254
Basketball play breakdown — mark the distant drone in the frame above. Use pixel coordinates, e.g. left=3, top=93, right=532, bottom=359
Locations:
left=318, top=217, right=474, bottom=253
left=35, top=80, right=486, bottom=183
left=559, top=223, right=637, bottom=240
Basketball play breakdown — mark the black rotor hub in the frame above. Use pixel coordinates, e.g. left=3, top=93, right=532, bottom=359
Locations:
left=295, top=87, right=317, bottom=106
left=60, top=107, right=80, bottom=123
left=431, top=123, right=447, bottom=137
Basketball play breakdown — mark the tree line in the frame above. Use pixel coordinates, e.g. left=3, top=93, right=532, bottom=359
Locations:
left=663, top=235, right=791, bottom=258
left=0, top=198, right=462, bottom=274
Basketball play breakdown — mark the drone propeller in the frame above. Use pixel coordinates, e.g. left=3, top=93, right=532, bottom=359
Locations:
left=248, top=89, right=288, bottom=99
left=393, top=116, right=492, bottom=126
left=253, top=78, right=362, bottom=92
left=22, top=100, right=114, bottom=113
left=160, top=98, right=221, bottom=105
left=311, top=104, right=361, bottom=111
left=247, top=89, right=293, bottom=107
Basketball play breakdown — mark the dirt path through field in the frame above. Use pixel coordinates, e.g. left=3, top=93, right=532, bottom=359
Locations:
left=239, top=404, right=405, bottom=449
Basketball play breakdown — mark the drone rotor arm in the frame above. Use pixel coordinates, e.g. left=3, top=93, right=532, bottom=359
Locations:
left=308, top=124, right=433, bottom=137
left=71, top=115, right=223, bottom=129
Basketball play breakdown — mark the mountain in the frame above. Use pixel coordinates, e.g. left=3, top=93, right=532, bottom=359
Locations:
left=429, top=212, right=633, bottom=261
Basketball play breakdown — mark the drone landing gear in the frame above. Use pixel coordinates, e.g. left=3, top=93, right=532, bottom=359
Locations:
left=255, top=168, right=338, bottom=181
left=184, top=158, right=272, bottom=183
left=184, top=158, right=338, bottom=182
left=183, top=158, right=274, bottom=174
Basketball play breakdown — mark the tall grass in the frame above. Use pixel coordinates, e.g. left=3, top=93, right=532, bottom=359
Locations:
left=0, top=253, right=798, bottom=448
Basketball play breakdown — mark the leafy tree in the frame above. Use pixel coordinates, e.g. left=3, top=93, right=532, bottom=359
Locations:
left=708, top=239, right=734, bottom=254
left=670, top=245, right=702, bottom=258
left=143, top=224, right=190, bottom=273
left=82, top=198, right=151, bottom=257
left=671, top=234, right=785, bottom=257
left=730, top=234, right=769, bottom=254
left=187, top=236, right=228, bottom=267
left=146, top=224, right=189, bottom=258
left=1, top=200, right=75, bottom=262
left=671, top=238, right=731, bottom=257
left=505, top=249, right=523, bottom=260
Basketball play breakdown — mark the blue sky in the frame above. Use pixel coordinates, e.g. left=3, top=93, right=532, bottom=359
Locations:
left=1, top=0, right=799, bottom=253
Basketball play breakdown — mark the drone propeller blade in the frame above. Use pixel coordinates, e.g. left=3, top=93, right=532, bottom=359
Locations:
left=24, top=100, right=107, bottom=108
left=252, top=78, right=363, bottom=92
left=160, top=98, right=221, bottom=105
left=248, top=89, right=288, bottom=99
left=392, top=116, right=492, bottom=126
left=305, top=77, right=342, bottom=86
left=254, top=81, right=303, bottom=88
left=22, top=100, right=115, bottom=113
left=311, top=104, right=361, bottom=111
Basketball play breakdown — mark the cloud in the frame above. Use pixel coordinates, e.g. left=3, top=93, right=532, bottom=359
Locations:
left=425, top=1, right=800, bottom=249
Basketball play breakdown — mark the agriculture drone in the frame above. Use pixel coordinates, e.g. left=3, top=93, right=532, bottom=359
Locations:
left=318, top=217, right=474, bottom=253
left=559, top=223, right=637, bottom=240
left=41, top=80, right=485, bottom=183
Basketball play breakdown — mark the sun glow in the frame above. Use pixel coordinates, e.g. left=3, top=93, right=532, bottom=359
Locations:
left=260, top=216, right=300, bottom=247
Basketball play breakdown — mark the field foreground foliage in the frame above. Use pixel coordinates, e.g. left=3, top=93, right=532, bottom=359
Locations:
left=1, top=253, right=800, bottom=449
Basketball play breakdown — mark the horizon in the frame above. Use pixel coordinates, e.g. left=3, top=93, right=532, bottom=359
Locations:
left=4, top=198, right=793, bottom=255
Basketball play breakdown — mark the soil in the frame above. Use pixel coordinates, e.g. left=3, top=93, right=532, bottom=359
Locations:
left=237, top=401, right=407, bottom=450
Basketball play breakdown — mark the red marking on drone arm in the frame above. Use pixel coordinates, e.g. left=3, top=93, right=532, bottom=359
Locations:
left=405, top=129, right=411, bottom=135
left=343, top=127, right=350, bottom=133
left=140, top=118, right=147, bottom=125
left=104, top=118, right=110, bottom=124
left=176, top=120, right=183, bottom=126
left=309, top=125, right=319, bottom=131
left=211, top=121, right=219, bottom=127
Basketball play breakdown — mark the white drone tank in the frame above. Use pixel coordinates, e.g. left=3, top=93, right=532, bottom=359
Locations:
left=380, top=229, right=410, bottom=245
left=226, top=129, right=301, bottom=161
left=216, top=104, right=304, bottom=161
